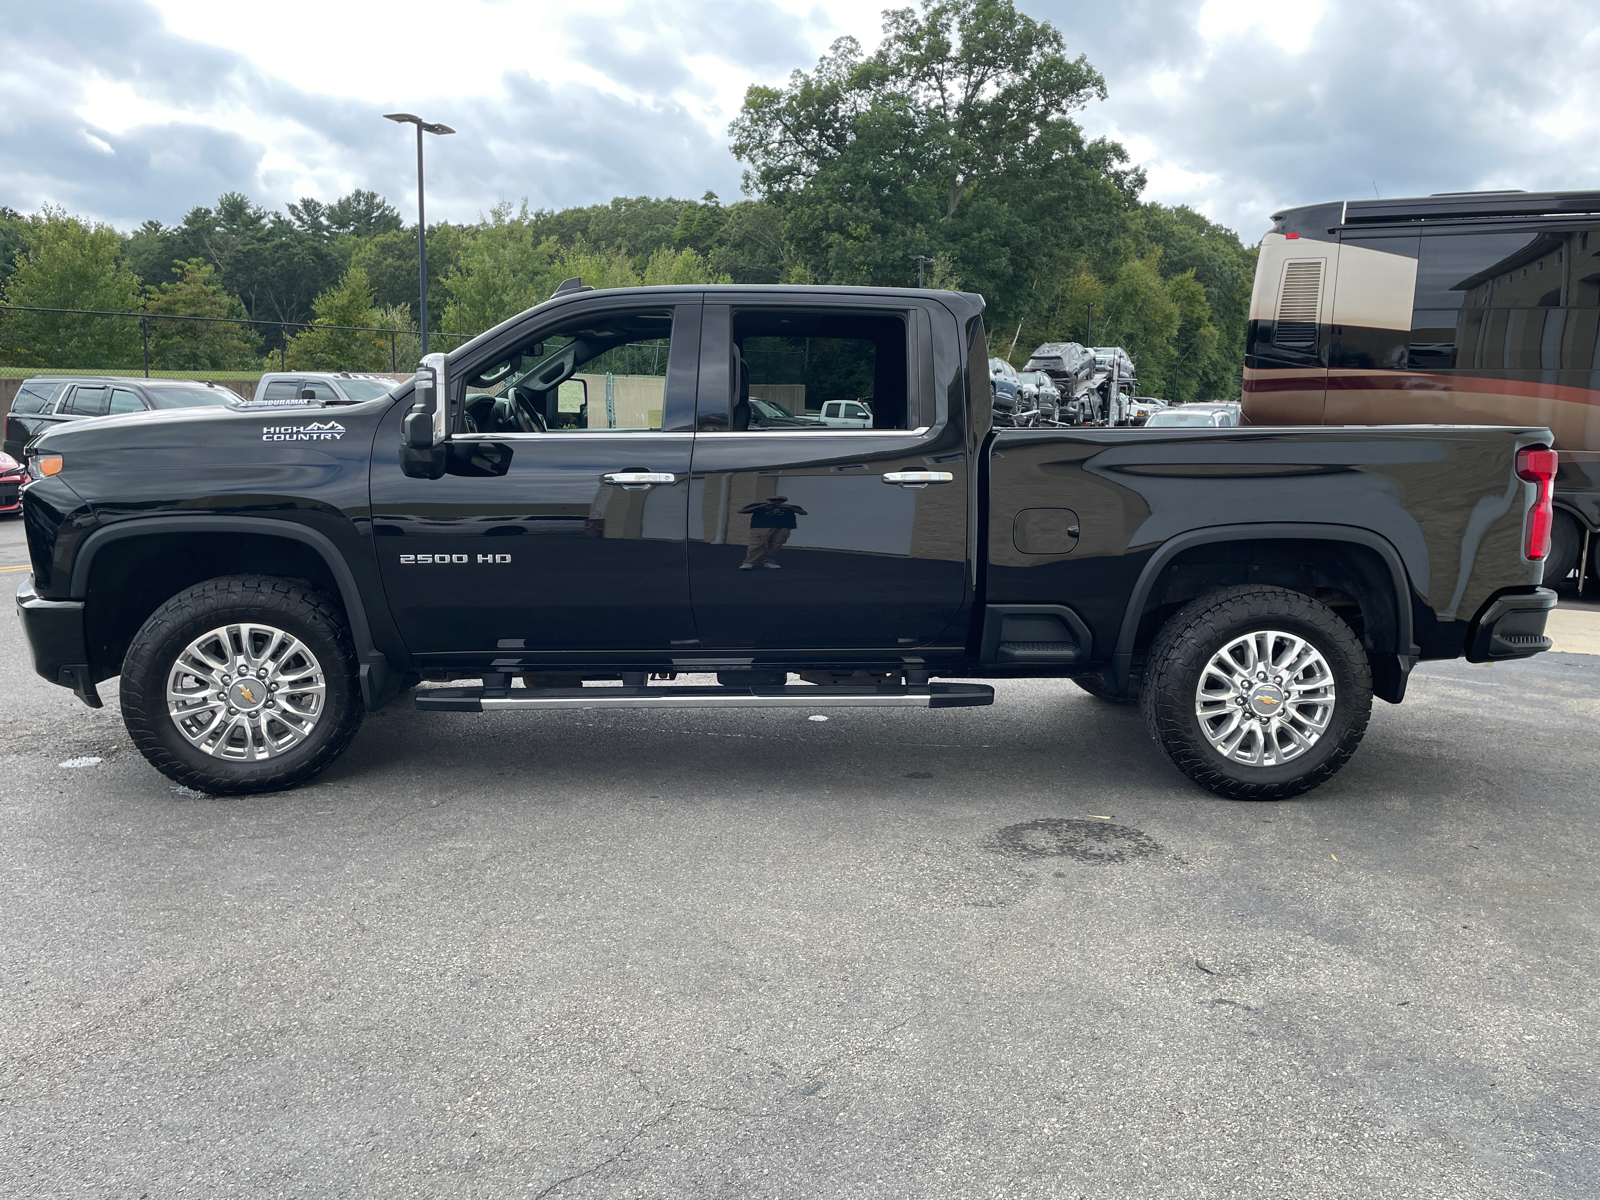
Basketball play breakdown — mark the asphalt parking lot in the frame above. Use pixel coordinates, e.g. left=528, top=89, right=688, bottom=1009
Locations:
left=2, top=513, right=1595, bottom=1199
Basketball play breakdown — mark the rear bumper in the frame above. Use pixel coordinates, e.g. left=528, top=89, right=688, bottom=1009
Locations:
left=16, top=576, right=101, bottom=706
left=1466, top=587, right=1558, bottom=662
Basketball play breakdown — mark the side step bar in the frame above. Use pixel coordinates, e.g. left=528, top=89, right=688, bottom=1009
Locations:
left=416, top=683, right=994, bottom=713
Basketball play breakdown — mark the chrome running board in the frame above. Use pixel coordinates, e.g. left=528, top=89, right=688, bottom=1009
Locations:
left=415, top=683, right=994, bottom=713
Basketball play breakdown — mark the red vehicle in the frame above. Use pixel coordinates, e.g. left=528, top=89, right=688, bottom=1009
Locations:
left=0, top=451, right=25, bottom=515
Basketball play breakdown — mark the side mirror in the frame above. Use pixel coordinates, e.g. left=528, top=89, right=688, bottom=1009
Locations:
left=556, top=378, right=588, bottom=428
left=298, top=388, right=317, bottom=400
left=401, top=352, right=450, bottom=478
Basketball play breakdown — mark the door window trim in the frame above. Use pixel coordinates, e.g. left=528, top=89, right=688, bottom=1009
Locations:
left=694, top=300, right=936, bottom=435
left=447, top=298, right=702, bottom=436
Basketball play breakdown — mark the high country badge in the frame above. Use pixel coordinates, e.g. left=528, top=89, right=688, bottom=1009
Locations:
left=262, top=421, right=346, bottom=442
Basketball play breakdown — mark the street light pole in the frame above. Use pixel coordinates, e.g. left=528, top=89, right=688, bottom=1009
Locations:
left=911, top=254, right=933, bottom=288
left=1085, top=302, right=1095, bottom=347
left=384, top=113, right=455, bottom=355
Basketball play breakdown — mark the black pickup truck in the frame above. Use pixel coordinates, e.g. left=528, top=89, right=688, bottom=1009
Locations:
left=16, top=284, right=1558, bottom=800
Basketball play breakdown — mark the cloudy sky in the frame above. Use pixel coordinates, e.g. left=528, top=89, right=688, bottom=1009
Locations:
left=3, top=0, right=1598, bottom=244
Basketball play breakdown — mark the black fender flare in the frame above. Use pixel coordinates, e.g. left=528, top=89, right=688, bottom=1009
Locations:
left=1108, top=522, right=1419, bottom=696
left=69, top=515, right=407, bottom=710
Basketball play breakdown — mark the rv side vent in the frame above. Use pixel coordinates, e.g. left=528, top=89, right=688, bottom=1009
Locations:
left=1274, top=260, right=1324, bottom=350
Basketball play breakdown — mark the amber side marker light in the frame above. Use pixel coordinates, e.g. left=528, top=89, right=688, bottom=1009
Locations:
left=35, top=456, right=63, bottom=477
left=1515, top=446, right=1558, bottom=560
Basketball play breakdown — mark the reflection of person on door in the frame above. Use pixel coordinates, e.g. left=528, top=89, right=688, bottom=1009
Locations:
left=738, top=496, right=807, bottom=569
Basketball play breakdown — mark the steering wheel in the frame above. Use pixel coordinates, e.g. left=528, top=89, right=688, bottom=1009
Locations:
left=508, top=385, right=546, bottom=433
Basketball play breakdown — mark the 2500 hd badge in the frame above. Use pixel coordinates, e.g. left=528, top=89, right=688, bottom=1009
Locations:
left=399, top=554, right=513, bottom=564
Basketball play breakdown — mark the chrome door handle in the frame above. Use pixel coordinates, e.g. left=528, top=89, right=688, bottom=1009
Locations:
left=882, top=471, right=955, bottom=488
left=602, top=471, right=677, bottom=490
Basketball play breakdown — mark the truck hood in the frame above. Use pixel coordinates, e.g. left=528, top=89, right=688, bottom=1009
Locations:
left=30, top=397, right=394, bottom=453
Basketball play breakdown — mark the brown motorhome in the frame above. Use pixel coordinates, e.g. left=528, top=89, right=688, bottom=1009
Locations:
left=1243, top=190, right=1600, bottom=585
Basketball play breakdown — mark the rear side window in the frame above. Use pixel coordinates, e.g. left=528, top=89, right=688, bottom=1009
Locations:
left=63, top=386, right=110, bottom=417
left=109, top=388, right=144, bottom=414
left=10, top=382, right=64, bottom=415
left=261, top=380, right=300, bottom=401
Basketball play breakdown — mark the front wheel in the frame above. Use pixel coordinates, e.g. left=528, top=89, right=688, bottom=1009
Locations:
left=121, top=575, right=364, bottom=795
left=1141, top=586, right=1372, bottom=800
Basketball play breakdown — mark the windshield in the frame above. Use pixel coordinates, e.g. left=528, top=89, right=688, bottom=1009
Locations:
left=337, top=379, right=397, bottom=401
left=145, top=387, right=236, bottom=409
left=749, top=398, right=787, bottom=418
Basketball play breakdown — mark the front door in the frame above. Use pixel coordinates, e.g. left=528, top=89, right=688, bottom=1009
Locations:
left=685, top=300, right=971, bottom=652
left=370, top=300, right=701, bottom=669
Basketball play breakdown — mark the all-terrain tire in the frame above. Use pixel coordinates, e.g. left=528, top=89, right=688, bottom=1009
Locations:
left=1140, top=586, right=1371, bottom=801
left=121, top=575, right=363, bottom=795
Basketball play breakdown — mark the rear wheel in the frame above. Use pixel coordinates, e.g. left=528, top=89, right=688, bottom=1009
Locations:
left=1141, top=586, right=1371, bottom=800
left=122, top=575, right=363, bottom=795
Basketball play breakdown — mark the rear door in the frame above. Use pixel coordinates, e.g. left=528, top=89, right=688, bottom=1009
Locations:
left=684, top=297, right=971, bottom=653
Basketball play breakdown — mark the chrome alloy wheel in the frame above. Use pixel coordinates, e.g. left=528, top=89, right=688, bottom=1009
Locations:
left=1195, top=629, right=1336, bottom=767
left=166, top=623, right=326, bottom=760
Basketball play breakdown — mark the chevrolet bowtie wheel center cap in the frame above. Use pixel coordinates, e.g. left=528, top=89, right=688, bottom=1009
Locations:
left=1248, top=683, right=1286, bottom=716
left=228, top=680, right=266, bottom=711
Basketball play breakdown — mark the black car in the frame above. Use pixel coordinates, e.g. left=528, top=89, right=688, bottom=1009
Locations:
left=4, top=376, right=237, bottom=461
left=1024, top=342, right=1096, bottom=396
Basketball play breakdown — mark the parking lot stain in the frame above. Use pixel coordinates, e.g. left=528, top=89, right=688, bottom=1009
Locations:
left=989, top=817, right=1163, bottom=864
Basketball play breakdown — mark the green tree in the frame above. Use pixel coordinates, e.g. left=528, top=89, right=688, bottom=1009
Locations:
left=730, top=0, right=1139, bottom=319
left=441, top=204, right=730, bottom=337
left=1099, top=252, right=1180, bottom=397
left=0, top=207, right=28, bottom=293
left=440, top=203, right=561, bottom=335
left=326, top=190, right=404, bottom=238
left=225, top=215, right=342, bottom=333
left=142, top=258, right=260, bottom=370
left=350, top=224, right=463, bottom=328
left=282, top=266, right=386, bottom=370
left=370, top=304, right=423, bottom=370
left=0, top=208, right=141, bottom=368
left=530, top=196, right=691, bottom=256
left=1165, top=270, right=1220, bottom=402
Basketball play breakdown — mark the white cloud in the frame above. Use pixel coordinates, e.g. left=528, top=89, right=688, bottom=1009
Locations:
left=6, top=0, right=1600, bottom=249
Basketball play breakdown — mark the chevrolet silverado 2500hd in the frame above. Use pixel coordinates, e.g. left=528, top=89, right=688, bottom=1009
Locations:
left=16, top=284, right=1557, bottom=800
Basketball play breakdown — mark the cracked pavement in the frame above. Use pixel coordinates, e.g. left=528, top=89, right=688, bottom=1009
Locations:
left=1, top=545, right=1596, bottom=1197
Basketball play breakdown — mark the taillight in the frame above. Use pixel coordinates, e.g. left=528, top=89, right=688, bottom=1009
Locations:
left=1515, top=446, right=1558, bottom=561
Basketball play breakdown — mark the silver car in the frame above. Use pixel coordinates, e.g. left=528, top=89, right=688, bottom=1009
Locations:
left=253, top=372, right=400, bottom=403
left=1142, top=403, right=1240, bottom=428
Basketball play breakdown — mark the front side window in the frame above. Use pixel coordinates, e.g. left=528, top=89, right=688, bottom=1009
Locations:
left=715, top=309, right=910, bottom=431
left=463, top=309, right=675, bottom=435
left=108, top=387, right=144, bottom=414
